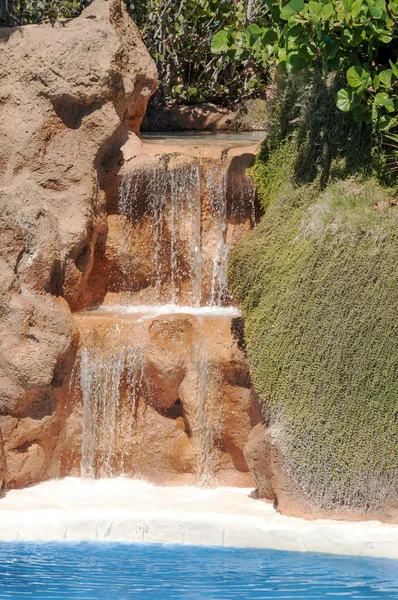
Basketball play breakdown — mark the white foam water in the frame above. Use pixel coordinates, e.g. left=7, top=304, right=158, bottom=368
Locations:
left=87, top=304, right=241, bottom=318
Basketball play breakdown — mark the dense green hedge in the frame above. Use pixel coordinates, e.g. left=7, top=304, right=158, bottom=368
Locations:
left=229, top=177, right=398, bottom=511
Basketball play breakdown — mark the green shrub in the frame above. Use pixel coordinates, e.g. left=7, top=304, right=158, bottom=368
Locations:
left=128, top=0, right=269, bottom=105
left=229, top=176, right=398, bottom=511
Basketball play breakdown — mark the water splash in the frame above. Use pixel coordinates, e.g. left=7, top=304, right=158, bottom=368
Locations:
left=80, top=325, right=145, bottom=479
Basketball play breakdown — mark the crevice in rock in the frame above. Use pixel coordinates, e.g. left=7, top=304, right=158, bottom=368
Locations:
left=75, top=244, right=91, bottom=273
left=159, top=399, right=183, bottom=420
left=51, top=96, right=106, bottom=130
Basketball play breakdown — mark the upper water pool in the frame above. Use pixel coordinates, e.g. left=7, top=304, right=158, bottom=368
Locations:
left=142, top=131, right=266, bottom=146
left=0, top=542, right=397, bottom=599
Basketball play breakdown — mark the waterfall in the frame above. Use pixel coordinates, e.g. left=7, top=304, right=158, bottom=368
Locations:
left=118, top=160, right=202, bottom=306
left=80, top=325, right=145, bottom=479
left=204, top=156, right=230, bottom=306
left=118, top=152, right=256, bottom=307
left=76, top=138, right=258, bottom=485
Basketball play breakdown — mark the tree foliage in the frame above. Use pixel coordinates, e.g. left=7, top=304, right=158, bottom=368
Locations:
left=127, top=0, right=269, bottom=104
left=212, top=0, right=398, bottom=131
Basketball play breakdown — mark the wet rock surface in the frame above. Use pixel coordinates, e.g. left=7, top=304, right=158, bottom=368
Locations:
left=0, top=0, right=156, bottom=488
left=86, top=138, right=260, bottom=308
left=66, top=311, right=260, bottom=487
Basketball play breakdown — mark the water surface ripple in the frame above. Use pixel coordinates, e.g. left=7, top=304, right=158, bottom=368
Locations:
left=0, top=542, right=397, bottom=599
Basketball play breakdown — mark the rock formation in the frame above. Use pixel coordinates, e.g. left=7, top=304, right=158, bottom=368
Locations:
left=86, top=138, right=259, bottom=308
left=0, top=0, right=157, bottom=487
left=60, top=310, right=260, bottom=486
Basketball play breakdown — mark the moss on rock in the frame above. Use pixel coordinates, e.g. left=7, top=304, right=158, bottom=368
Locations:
left=229, top=178, right=398, bottom=511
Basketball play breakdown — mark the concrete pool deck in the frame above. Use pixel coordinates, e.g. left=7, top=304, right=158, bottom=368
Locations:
left=0, top=478, right=397, bottom=559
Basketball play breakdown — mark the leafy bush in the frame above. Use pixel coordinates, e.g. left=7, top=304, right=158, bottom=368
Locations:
left=212, top=0, right=398, bottom=132
left=0, top=0, right=87, bottom=25
left=127, top=0, right=269, bottom=104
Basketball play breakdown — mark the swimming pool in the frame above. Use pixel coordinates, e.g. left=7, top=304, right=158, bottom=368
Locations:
left=0, top=542, right=397, bottom=599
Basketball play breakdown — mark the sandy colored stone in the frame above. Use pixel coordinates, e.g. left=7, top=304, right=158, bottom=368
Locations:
left=70, top=311, right=260, bottom=486
left=86, top=139, right=260, bottom=307
left=0, top=0, right=156, bottom=488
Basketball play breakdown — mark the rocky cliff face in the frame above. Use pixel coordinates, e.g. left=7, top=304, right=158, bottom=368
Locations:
left=0, top=0, right=157, bottom=488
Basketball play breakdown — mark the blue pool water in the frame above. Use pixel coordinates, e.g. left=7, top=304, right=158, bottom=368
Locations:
left=0, top=542, right=397, bottom=599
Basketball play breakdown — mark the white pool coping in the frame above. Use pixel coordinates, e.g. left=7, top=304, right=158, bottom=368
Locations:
left=0, top=478, right=397, bottom=559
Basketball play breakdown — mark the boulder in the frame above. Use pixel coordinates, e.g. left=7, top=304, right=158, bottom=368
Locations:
left=0, top=0, right=156, bottom=488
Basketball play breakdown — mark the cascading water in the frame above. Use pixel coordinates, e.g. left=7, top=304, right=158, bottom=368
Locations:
left=194, top=337, right=223, bottom=486
left=118, top=150, right=256, bottom=308
left=80, top=325, right=145, bottom=479
left=77, top=136, right=259, bottom=486
left=118, top=160, right=202, bottom=306
left=204, top=154, right=230, bottom=306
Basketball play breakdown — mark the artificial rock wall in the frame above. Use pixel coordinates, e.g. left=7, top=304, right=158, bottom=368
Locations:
left=0, top=0, right=157, bottom=488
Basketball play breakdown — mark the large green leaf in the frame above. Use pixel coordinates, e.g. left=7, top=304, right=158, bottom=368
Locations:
left=308, top=0, right=322, bottom=17
left=346, top=66, right=371, bottom=91
left=321, top=3, right=334, bottom=18
left=211, top=30, right=230, bottom=52
left=263, top=29, right=278, bottom=43
left=379, top=69, right=394, bottom=88
left=375, top=92, right=395, bottom=112
left=287, top=53, right=307, bottom=73
left=336, top=88, right=355, bottom=112
left=280, top=0, right=305, bottom=20
left=353, top=104, right=372, bottom=123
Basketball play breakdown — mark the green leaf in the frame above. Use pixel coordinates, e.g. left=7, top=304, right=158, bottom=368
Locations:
left=389, top=60, right=398, bottom=78
left=321, top=3, right=334, bottom=18
left=351, top=0, right=363, bottom=17
left=336, top=88, right=355, bottom=112
left=286, top=24, right=303, bottom=38
left=247, top=24, right=262, bottom=35
left=379, top=34, right=392, bottom=43
left=353, top=104, right=372, bottom=123
left=280, top=0, right=305, bottom=20
left=379, top=69, right=394, bottom=88
left=379, top=115, right=392, bottom=130
left=263, top=29, right=278, bottom=43
left=351, top=28, right=366, bottom=45
left=211, top=30, right=230, bottom=52
left=375, top=92, right=395, bottom=112
left=287, top=53, right=307, bottom=73
left=346, top=66, right=371, bottom=91
left=308, top=0, right=322, bottom=17
left=342, top=0, right=353, bottom=10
